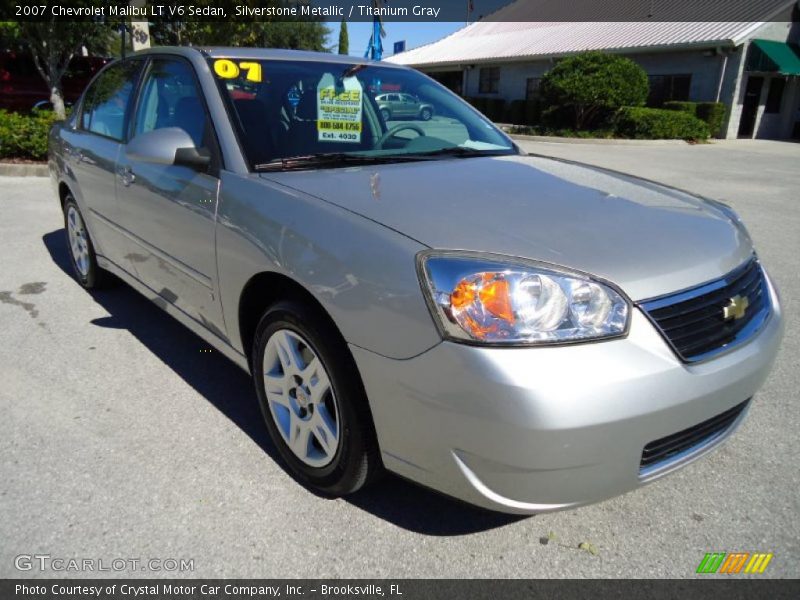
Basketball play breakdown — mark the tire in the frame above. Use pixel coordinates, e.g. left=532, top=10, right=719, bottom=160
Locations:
left=380, top=108, right=391, bottom=122
left=252, top=300, right=382, bottom=495
left=420, top=108, right=432, bottom=121
left=63, top=194, right=112, bottom=289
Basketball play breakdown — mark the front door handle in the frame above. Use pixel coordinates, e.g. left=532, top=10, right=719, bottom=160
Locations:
left=118, top=165, right=136, bottom=187
left=66, top=146, right=85, bottom=163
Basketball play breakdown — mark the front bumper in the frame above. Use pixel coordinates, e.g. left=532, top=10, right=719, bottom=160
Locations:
left=351, top=272, right=783, bottom=514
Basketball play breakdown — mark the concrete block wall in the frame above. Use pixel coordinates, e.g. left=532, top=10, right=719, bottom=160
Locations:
left=725, top=19, right=799, bottom=139
left=460, top=49, right=731, bottom=103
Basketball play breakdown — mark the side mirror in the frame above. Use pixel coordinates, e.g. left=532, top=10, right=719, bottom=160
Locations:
left=126, top=127, right=210, bottom=171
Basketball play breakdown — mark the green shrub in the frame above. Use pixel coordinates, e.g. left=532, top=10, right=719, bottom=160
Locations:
left=507, top=99, right=526, bottom=124
left=483, top=98, right=507, bottom=121
left=504, top=101, right=544, bottom=126
left=615, top=107, right=710, bottom=140
left=0, top=109, right=60, bottom=161
left=696, top=102, right=727, bottom=137
left=539, top=51, right=649, bottom=129
left=465, top=97, right=513, bottom=122
left=507, top=125, right=616, bottom=139
left=663, top=101, right=727, bottom=136
left=663, top=101, right=697, bottom=115
left=523, top=99, right=541, bottom=125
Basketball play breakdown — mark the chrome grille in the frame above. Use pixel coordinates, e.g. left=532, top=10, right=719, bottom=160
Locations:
left=640, top=400, right=749, bottom=476
left=640, top=257, right=770, bottom=362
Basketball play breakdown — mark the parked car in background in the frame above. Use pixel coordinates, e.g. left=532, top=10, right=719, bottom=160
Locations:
left=376, top=92, right=434, bottom=121
left=48, top=47, right=782, bottom=514
left=0, top=51, right=110, bottom=112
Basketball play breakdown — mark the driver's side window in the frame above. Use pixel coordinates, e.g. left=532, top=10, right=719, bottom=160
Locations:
left=133, top=58, right=208, bottom=148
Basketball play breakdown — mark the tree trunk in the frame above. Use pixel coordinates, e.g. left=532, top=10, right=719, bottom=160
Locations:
left=575, top=106, right=585, bottom=130
left=50, top=86, right=67, bottom=120
left=30, top=43, right=71, bottom=119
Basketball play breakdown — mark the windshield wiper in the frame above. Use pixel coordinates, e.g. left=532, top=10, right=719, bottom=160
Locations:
left=254, top=152, right=420, bottom=172
left=254, top=147, right=516, bottom=172
left=401, top=146, right=512, bottom=159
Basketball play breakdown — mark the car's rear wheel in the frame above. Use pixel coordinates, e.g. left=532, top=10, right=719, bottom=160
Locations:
left=420, top=107, right=432, bottom=121
left=63, top=195, right=111, bottom=289
left=252, top=300, right=381, bottom=495
left=380, top=107, right=391, bottom=122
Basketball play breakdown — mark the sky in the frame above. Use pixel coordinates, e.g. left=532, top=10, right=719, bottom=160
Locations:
left=323, top=0, right=512, bottom=57
left=325, top=21, right=465, bottom=58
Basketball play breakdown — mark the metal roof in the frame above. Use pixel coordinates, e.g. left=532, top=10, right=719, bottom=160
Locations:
left=386, top=1, right=797, bottom=67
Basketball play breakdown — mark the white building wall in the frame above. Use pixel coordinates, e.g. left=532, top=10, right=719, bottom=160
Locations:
left=460, top=50, right=731, bottom=102
left=734, top=19, right=800, bottom=139
left=720, top=45, right=748, bottom=139
left=463, top=61, right=552, bottom=99
left=631, top=50, right=727, bottom=102
left=446, top=16, right=800, bottom=140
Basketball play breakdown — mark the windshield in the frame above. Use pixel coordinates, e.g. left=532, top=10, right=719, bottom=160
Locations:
left=209, top=58, right=516, bottom=169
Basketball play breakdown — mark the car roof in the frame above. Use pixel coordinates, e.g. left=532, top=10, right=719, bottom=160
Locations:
left=131, top=46, right=408, bottom=70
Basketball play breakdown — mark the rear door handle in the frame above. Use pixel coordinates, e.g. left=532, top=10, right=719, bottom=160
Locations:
left=118, top=165, right=136, bottom=187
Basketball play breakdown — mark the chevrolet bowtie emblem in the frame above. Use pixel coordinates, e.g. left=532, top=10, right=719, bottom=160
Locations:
left=722, top=295, right=749, bottom=321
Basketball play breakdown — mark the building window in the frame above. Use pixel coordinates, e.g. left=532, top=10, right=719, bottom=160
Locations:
left=525, top=77, right=541, bottom=101
left=647, top=74, right=692, bottom=106
left=765, top=77, right=786, bottom=113
left=479, top=67, right=500, bottom=94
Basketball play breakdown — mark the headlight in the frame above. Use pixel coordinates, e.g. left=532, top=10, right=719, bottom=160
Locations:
left=418, top=252, right=630, bottom=345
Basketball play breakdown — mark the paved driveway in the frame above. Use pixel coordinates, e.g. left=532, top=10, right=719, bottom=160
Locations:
left=0, top=139, right=798, bottom=578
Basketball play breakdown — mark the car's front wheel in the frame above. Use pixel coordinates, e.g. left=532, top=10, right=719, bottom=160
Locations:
left=380, top=107, right=391, bottom=122
left=63, top=194, right=111, bottom=289
left=420, top=107, right=432, bottom=121
left=252, top=300, right=382, bottom=495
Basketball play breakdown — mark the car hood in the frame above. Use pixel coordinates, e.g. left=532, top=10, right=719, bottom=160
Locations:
left=261, top=154, right=753, bottom=300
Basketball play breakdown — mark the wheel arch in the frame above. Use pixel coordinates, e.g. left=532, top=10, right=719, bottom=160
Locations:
left=237, top=270, right=346, bottom=366
left=58, top=181, right=72, bottom=211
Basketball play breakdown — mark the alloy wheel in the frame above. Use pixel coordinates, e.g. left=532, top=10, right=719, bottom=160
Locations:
left=262, top=329, right=340, bottom=468
left=66, top=205, right=90, bottom=278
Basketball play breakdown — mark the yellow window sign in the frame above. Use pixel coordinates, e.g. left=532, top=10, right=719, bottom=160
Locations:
left=316, top=73, right=363, bottom=144
left=213, top=59, right=263, bottom=83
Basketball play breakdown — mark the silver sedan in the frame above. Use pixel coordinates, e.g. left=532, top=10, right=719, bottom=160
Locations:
left=48, top=47, right=783, bottom=514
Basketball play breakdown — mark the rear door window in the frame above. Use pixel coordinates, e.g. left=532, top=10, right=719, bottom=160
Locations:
left=80, top=60, right=142, bottom=141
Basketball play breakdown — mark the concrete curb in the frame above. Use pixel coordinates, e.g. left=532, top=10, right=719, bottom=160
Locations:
left=0, top=162, right=49, bottom=177
left=508, top=134, right=691, bottom=146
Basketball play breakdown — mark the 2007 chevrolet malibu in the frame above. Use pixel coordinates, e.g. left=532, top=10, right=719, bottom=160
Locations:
left=49, top=47, right=783, bottom=513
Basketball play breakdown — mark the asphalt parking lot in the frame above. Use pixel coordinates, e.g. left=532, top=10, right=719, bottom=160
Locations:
left=1, top=139, right=798, bottom=579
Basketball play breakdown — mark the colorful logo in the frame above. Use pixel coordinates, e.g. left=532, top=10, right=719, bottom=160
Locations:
left=696, top=552, right=773, bottom=574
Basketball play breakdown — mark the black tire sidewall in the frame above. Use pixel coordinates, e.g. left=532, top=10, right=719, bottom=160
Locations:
left=380, top=108, right=391, bottom=121
left=252, top=301, right=377, bottom=495
left=421, top=108, right=432, bottom=121
left=63, top=196, right=101, bottom=289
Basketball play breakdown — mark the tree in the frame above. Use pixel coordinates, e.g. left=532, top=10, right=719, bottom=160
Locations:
left=12, top=19, right=116, bottom=118
left=149, top=21, right=330, bottom=51
left=539, top=52, right=649, bottom=130
left=3, top=6, right=119, bottom=119
left=0, top=22, right=22, bottom=50
left=261, top=22, right=330, bottom=51
left=338, top=20, right=349, bottom=55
